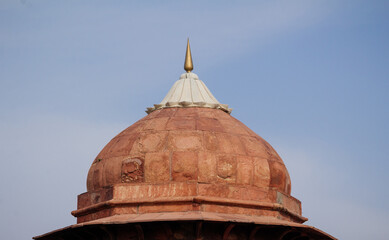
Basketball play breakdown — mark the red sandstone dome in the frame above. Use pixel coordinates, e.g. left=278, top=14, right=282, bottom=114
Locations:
left=74, top=71, right=304, bottom=224
left=87, top=107, right=291, bottom=195
left=34, top=41, right=336, bottom=240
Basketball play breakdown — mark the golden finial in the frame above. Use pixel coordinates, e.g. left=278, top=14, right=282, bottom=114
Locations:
left=184, top=38, right=193, bottom=72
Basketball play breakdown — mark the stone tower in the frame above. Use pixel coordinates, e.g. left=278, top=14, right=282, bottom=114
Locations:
left=34, top=41, right=336, bottom=240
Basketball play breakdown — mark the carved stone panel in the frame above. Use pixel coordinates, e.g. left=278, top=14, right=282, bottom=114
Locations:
left=121, top=158, right=144, bottom=183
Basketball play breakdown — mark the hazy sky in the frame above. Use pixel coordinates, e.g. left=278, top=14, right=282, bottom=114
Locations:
left=1, top=1, right=388, bottom=239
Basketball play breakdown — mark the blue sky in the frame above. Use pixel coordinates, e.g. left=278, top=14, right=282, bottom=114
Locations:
left=0, top=1, right=388, bottom=239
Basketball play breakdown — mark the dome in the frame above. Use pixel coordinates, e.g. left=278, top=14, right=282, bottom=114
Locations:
left=78, top=106, right=303, bottom=224
left=35, top=41, right=337, bottom=240
left=72, top=42, right=305, bottom=226
left=77, top=104, right=304, bottom=225
left=87, top=107, right=291, bottom=196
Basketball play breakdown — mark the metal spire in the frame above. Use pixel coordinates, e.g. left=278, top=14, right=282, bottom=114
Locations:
left=184, top=38, right=193, bottom=72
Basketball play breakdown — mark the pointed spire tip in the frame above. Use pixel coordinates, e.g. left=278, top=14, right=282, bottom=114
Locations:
left=184, top=38, right=193, bottom=72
